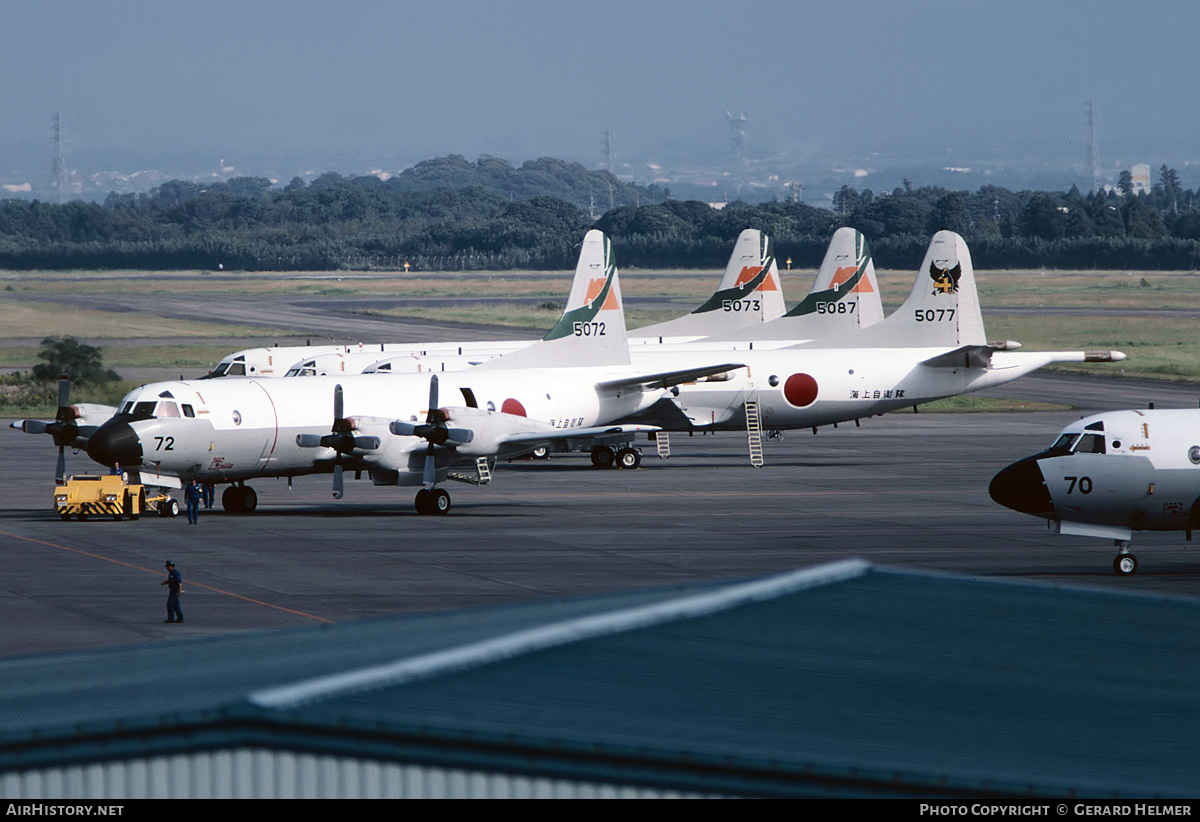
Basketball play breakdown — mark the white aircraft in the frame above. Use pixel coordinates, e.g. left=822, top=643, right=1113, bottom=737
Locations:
left=605, top=231, right=1124, bottom=437
left=80, top=230, right=741, bottom=514
left=209, top=227, right=792, bottom=379
left=337, top=230, right=1122, bottom=468
left=990, top=408, right=1200, bottom=575
left=293, top=226, right=881, bottom=379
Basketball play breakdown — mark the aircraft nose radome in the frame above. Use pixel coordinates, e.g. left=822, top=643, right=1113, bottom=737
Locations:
left=989, top=456, right=1054, bottom=517
left=86, top=419, right=143, bottom=468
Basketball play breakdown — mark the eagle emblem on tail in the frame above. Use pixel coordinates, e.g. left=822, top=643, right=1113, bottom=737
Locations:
left=929, top=261, right=961, bottom=295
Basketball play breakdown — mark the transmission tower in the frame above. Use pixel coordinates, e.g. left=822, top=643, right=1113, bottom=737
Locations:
left=726, top=111, right=747, bottom=165
left=600, top=129, right=615, bottom=211
left=1086, top=101, right=1100, bottom=194
left=51, top=112, right=68, bottom=203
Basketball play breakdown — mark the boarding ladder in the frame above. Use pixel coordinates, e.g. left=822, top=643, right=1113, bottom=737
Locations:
left=744, top=401, right=765, bottom=468
left=448, top=457, right=493, bottom=486
left=655, top=431, right=671, bottom=459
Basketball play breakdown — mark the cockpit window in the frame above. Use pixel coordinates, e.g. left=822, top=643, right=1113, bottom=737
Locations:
left=226, top=363, right=246, bottom=376
left=132, top=401, right=157, bottom=417
left=1049, top=433, right=1079, bottom=453
left=210, top=363, right=230, bottom=377
left=1074, top=434, right=1106, bottom=454
left=181, top=404, right=195, bottom=418
left=157, top=402, right=180, bottom=418
left=121, top=401, right=134, bottom=414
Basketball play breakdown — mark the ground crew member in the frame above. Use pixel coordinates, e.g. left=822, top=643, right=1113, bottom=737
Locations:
left=185, top=479, right=202, bottom=524
left=161, top=561, right=183, bottom=623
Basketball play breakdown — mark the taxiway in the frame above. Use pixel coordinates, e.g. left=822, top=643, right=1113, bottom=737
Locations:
left=4, top=372, right=1199, bottom=659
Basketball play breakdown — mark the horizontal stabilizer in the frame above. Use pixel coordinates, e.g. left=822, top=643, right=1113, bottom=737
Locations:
left=921, top=345, right=997, bottom=369
left=596, top=363, right=745, bottom=392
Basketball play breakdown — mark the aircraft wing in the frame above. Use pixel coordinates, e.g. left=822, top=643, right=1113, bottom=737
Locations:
left=595, top=363, right=745, bottom=392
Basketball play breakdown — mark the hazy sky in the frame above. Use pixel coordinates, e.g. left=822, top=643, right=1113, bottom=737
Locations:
left=3, top=0, right=1197, bottom=180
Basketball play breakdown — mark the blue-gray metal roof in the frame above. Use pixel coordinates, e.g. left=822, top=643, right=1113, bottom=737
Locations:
left=3, top=561, right=1199, bottom=797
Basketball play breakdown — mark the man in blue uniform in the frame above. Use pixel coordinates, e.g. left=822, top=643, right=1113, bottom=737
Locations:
left=161, top=561, right=183, bottom=623
left=185, top=479, right=202, bottom=524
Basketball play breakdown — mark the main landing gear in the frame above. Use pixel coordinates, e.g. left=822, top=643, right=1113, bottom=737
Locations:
left=221, top=484, right=258, bottom=514
left=1112, top=540, right=1138, bottom=575
left=590, top=445, right=642, bottom=470
left=414, top=487, right=451, bottom=515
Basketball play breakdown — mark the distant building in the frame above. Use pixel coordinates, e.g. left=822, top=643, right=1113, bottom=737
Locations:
left=1130, top=163, right=1151, bottom=195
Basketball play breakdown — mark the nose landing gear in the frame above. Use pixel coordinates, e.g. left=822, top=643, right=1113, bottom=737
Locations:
left=1113, top=541, right=1138, bottom=575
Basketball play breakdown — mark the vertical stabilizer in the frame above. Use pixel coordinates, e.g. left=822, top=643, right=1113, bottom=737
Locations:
left=634, top=229, right=784, bottom=340
left=792, top=227, right=884, bottom=325
left=706, top=227, right=883, bottom=343
left=816, top=230, right=985, bottom=349
left=476, top=229, right=630, bottom=370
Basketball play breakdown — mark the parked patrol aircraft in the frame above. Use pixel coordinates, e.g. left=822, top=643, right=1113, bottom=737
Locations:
left=208, top=227, right=791, bottom=380
left=359, top=230, right=1123, bottom=470
left=283, top=227, right=882, bottom=387
left=990, top=409, right=1200, bottom=575
left=79, top=231, right=741, bottom=514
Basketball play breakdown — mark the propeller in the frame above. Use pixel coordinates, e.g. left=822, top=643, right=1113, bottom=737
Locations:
left=296, top=384, right=380, bottom=499
left=388, top=375, right=473, bottom=490
left=30, top=374, right=81, bottom=484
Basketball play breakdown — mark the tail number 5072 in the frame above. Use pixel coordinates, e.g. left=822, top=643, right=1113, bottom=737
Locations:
left=573, top=321, right=606, bottom=336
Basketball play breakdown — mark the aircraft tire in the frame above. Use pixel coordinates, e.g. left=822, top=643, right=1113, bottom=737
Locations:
left=432, top=489, right=451, bottom=515
left=242, top=486, right=258, bottom=512
left=1114, top=554, right=1138, bottom=575
left=414, top=489, right=432, bottom=515
left=615, top=448, right=641, bottom=470
left=531, top=446, right=550, bottom=460
left=221, top=486, right=242, bottom=513
left=590, top=446, right=615, bottom=469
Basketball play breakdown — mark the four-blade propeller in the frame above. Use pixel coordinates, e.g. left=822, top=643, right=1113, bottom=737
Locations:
left=388, top=375, right=474, bottom=489
left=295, top=384, right=380, bottom=499
left=18, top=374, right=81, bottom=484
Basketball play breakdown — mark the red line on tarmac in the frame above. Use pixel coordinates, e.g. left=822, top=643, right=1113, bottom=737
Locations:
left=0, top=528, right=334, bottom=624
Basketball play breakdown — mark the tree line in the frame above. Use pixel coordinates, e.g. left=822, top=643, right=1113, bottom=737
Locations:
left=1, top=156, right=1198, bottom=271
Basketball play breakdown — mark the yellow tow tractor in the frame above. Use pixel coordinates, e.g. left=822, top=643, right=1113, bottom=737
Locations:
left=53, top=473, right=179, bottom=521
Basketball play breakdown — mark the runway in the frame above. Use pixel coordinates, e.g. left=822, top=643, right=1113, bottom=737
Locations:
left=4, top=371, right=1200, bottom=659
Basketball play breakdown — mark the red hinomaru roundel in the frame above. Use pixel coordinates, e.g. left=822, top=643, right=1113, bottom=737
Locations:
left=782, top=373, right=818, bottom=408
